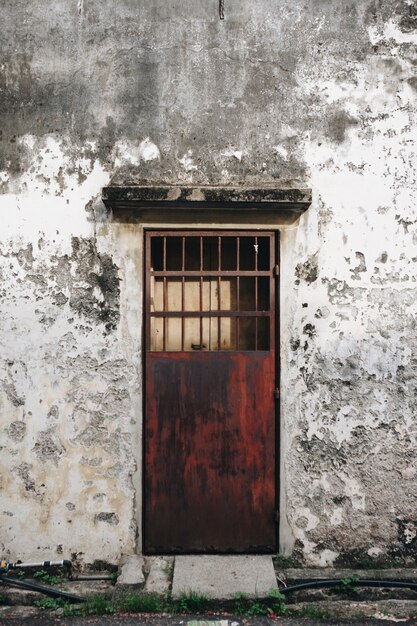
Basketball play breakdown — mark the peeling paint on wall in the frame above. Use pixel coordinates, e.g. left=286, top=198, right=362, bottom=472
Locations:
left=1, top=0, right=417, bottom=565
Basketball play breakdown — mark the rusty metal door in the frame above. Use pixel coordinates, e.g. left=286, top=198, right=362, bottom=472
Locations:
left=144, top=231, right=277, bottom=553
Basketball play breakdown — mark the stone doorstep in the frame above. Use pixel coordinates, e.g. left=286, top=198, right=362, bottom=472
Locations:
left=172, top=555, right=278, bottom=600
left=114, top=555, right=145, bottom=596
left=144, top=556, right=174, bottom=595
left=115, top=555, right=173, bottom=597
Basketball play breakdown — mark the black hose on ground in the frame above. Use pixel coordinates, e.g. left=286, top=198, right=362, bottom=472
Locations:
left=279, top=578, right=417, bottom=596
left=0, top=576, right=84, bottom=603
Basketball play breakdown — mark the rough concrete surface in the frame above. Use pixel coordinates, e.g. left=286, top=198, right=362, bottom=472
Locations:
left=172, top=555, right=278, bottom=599
left=283, top=569, right=417, bottom=582
left=115, top=555, right=145, bottom=594
left=290, top=599, right=417, bottom=620
left=0, top=606, right=42, bottom=620
left=1, top=0, right=417, bottom=567
left=144, top=556, right=173, bottom=595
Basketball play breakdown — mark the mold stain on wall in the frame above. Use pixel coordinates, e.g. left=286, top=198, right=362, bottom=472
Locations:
left=0, top=0, right=416, bottom=564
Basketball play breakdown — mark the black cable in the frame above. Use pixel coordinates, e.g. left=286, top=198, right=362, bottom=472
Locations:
left=280, top=578, right=417, bottom=596
left=0, top=576, right=84, bottom=603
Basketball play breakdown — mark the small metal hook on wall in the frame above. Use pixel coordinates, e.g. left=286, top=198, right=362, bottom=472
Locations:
left=219, top=0, right=225, bottom=20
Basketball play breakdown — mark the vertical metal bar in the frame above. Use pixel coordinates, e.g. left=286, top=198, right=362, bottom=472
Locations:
left=270, top=233, right=275, bottom=354
left=182, top=235, right=185, bottom=273
left=200, top=236, right=203, bottom=349
left=255, top=236, right=258, bottom=350
left=236, top=237, right=240, bottom=350
left=163, top=237, right=166, bottom=352
left=181, top=237, right=185, bottom=351
left=145, top=233, right=151, bottom=351
left=163, top=316, right=166, bottom=351
left=217, top=236, right=221, bottom=350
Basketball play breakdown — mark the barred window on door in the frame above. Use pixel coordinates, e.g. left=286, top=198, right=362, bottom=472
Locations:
left=147, top=231, right=275, bottom=352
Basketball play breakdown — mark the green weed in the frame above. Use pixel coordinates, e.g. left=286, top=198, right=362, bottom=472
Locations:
left=67, top=592, right=179, bottom=616
left=82, top=594, right=117, bottom=615
left=33, top=570, right=62, bottom=586
left=34, top=597, right=70, bottom=611
left=274, top=554, right=298, bottom=568
left=246, top=601, right=269, bottom=616
left=233, top=589, right=287, bottom=617
left=31, top=587, right=287, bottom=618
left=121, top=593, right=164, bottom=613
left=177, top=591, right=210, bottom=613
left=335, top=576, right=359, bottom=596
left=267, top=588, right=287, bottom=615
left=233, top=592, right=248, bottom=615
left=299, top=605, right=332, bottom=619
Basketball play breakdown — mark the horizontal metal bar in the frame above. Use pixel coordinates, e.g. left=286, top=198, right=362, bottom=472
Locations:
left=146, top=350, right=271, bottom=354
left=150, top=271, right=271, bottom=277
left=147, top=230, right=276, bottom=237
left=150, top=311, right=271, bottom=318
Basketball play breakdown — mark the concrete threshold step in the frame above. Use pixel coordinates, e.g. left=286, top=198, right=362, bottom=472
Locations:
left=172, top=555, right=278, bottom=600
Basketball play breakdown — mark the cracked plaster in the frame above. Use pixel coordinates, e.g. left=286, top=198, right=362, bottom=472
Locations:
left=0, top=0, right=417, bottom=565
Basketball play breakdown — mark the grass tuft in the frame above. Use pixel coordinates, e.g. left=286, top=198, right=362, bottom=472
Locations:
left=33, top=570, right=62, bottom=586
left=234, top=589, right=287, bottom=616
left=176, top=591, right=210, bottom=613
left=31, top=586, right=287, bottom=618
left=298, top=605, right=333, bottom=619
left=121, top=593, right=164, bottom=613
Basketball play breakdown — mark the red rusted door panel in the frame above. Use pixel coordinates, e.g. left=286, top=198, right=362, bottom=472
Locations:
left=144, top=231, right=277, bottom=553
left=145, top=351, right=275, bottom=552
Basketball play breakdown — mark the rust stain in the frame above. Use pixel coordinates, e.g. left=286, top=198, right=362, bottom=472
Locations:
left=145, top=348, right=275, bottom=553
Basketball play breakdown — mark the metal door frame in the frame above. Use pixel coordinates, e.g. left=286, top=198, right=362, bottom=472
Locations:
left=142, top=228, right=280, bottom=553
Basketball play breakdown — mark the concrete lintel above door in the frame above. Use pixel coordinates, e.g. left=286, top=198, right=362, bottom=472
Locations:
left=102, top=185, right=311, bottom=225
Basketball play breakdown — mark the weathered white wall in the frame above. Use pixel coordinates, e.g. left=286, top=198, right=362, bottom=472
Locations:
left=1, top=0, right=417, bottom=566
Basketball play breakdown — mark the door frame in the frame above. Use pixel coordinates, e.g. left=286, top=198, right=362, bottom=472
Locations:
left=142, top=227, right=281, bottom=554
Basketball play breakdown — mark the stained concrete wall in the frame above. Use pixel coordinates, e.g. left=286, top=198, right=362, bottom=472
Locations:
left=1, top=0, right=416, bottom=566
